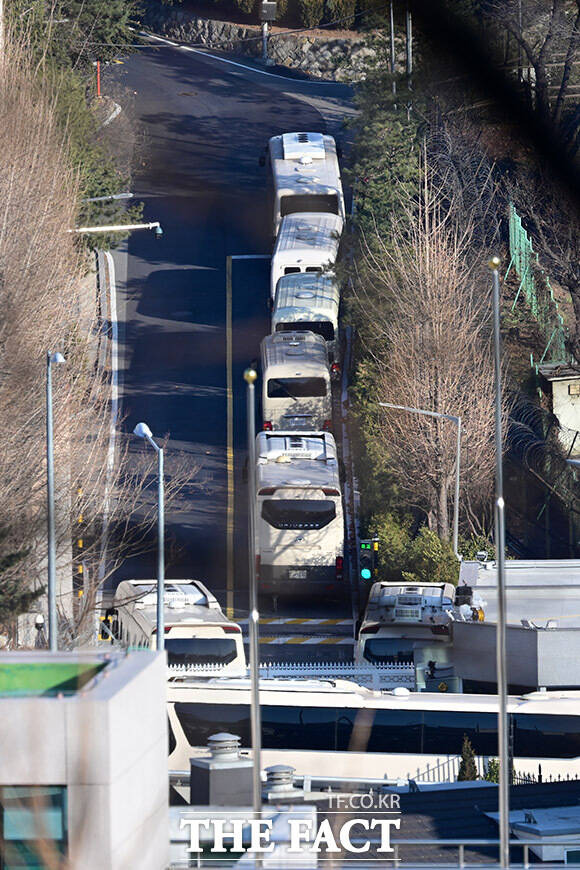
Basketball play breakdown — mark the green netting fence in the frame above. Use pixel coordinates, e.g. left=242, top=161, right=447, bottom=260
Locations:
left=505, top=203, right=569, bottom=368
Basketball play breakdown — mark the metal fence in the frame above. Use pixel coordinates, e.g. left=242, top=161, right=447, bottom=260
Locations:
left=505, top=203, right=569, bottom=368
left=167, top=660, right=415, bottom=689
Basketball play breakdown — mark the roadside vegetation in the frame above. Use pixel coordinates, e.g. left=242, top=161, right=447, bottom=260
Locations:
left=346, top=0, right=579, bottom=569
left=0, top=12, right=189, bottom=645
left=6, top=0, right=143, bottom=245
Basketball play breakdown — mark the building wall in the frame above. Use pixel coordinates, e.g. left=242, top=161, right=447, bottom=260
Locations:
left=0, top=651, right=168, bottom=870
left=451, top=622, right=538, bottom=687
left=552, top=379, right=580, bottom=442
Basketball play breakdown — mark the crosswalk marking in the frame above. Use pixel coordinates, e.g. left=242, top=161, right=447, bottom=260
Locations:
left=258, top=635, right=353, bottom=645
left=239, top=618, right=353, bottom=627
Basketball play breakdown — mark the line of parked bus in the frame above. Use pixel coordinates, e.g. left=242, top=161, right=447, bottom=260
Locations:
left=102, top=133, right=347, bottom=662
left=257, top=131, right=347, bottom=600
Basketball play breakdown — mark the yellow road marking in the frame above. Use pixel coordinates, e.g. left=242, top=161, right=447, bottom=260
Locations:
left=226, top=255, right=234, bottom=618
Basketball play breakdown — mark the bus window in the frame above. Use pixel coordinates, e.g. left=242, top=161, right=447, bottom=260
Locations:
left=267, top=377, right=327, bottom=398
left=261, top=499, right=336, bottom=530
left=276, top=321, right=335, bottom=342
left=284, top=267, right=301, bottom=275
left=513, top=714, right=580, bottom=759
left=280, top=194, right=339, bottom=218
left=175, top=703, right=251, bottom=747
left=165, top=637, right=239, bottom=667
left=305, top=267, right=322, bottom=273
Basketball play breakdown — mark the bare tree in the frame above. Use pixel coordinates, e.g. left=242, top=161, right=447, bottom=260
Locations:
left=485, top=0, right=580, bottom=154
left=351, top=175, right=506, bottom=539
left=0, top=39, right=194, bottom=646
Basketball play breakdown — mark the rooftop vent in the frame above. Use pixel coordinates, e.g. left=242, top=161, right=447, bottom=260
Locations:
left=282, top=132, right=325, bottom=161
left=207, top=732, right=242, bottom=761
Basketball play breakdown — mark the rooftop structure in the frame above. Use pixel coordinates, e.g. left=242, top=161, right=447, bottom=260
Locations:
left=255, top=431, right=340, bottom=493
left=459, top=559, right=580, bottom=626
left=0, top=650, right=168, bottom=869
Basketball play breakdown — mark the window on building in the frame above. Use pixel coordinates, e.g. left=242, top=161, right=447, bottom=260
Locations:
left=1, top=786, right=67, bottom=868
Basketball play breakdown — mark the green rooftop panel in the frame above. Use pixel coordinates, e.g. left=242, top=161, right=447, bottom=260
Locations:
left=0, top=662, right=105, bottom=697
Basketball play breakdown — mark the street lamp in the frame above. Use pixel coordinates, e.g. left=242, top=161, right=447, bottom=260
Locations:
left=70, top=221, right=163, bottom=238
left=243, top=366, right=262, bottom=824
left=378, top=402, right=462, bottom=559
left=46, top=350, right=66, bottom=652
left=490, top=256, right=510, bottom=869
left=133, top=422, right=165, bottom=651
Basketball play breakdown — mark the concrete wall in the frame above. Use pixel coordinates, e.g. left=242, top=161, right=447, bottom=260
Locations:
left=0, top=651, right=168, bottom=870
left=140, top=2, right=398, bottom=81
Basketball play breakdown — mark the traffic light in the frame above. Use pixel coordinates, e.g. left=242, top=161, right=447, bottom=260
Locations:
left=359, top=538, right=379, bottom=581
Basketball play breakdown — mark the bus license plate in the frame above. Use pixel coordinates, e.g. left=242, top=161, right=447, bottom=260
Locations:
left=289, top=570, right=307, bottom=579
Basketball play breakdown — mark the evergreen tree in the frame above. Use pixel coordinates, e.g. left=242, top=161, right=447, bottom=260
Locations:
left=484, top=758, right=500, bottom=783
left=457, top=734, right=478, bottom=781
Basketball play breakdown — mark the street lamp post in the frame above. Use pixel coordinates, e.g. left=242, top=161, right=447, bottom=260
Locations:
left=46, top=351, right=66, bottom=652
left=379, top=402, right=462, bottom=558
left=133, top=422, right=165, bottom=651
left=490, top=257, right=510, bottom=868
left=71, top=221, right=163, bottom=237
left=244, top=366, right=262, bottom=825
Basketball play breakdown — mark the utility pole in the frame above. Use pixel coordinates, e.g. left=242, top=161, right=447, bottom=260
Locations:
left=389, top=0, right=396, bottom=100
left=46, top=351, right=66, bottom=652
left=260, top=1, right=276, bottom=66
left=490, top=257, right=510, bottom=869
left=244, top=366, right=263, bottom=834
left=405, top=7, right=413, bottom=89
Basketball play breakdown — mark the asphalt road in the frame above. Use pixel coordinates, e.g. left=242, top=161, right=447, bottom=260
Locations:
left=106, top=41, right=356, bottom=648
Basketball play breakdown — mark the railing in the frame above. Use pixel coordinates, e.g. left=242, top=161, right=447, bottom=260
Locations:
left=505, top=202, right=570, bottom=369
left=167, top=660, right=415, bottom=689
left=383, top=838, right=580, bottom=869
left=169, top=836, right=580, bottom=868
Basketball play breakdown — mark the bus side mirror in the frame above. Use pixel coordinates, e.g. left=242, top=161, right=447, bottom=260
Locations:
left=259, top=154, right=266, bottom=167
left=336, top=144, right=343, bottom=159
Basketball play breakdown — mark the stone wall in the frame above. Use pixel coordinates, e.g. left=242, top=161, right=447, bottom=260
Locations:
left=141, top=2, right=377, bottom=81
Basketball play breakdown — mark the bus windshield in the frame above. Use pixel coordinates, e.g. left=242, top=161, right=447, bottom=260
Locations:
left=262, top=499, right=336, bottom=530
left=165, top=638, right=239, bottom=667
left=280, top=194, right=339, bottom=217
left=267, top=377, right=327, bottom=398
left=362, top=638, right=414, bottom=665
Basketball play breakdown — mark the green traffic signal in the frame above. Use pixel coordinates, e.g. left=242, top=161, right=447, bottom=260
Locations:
left=361, top=567, right=372, bottom=580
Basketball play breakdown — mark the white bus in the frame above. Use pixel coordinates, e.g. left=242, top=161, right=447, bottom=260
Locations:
left=355, top=582, right=457, bottom=666
left=272, top=271, right=340, bottom=364
left=263, top=131, right=345, bottom=236
left=270, top=212, right=343, bottom=300
left=106, top=579, right=246, bottom=671
left=254, top=431, right=344, bottom=597
left=261, top=331, right=332, bottom=432
left=167, top=677, right=580, bottom=781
